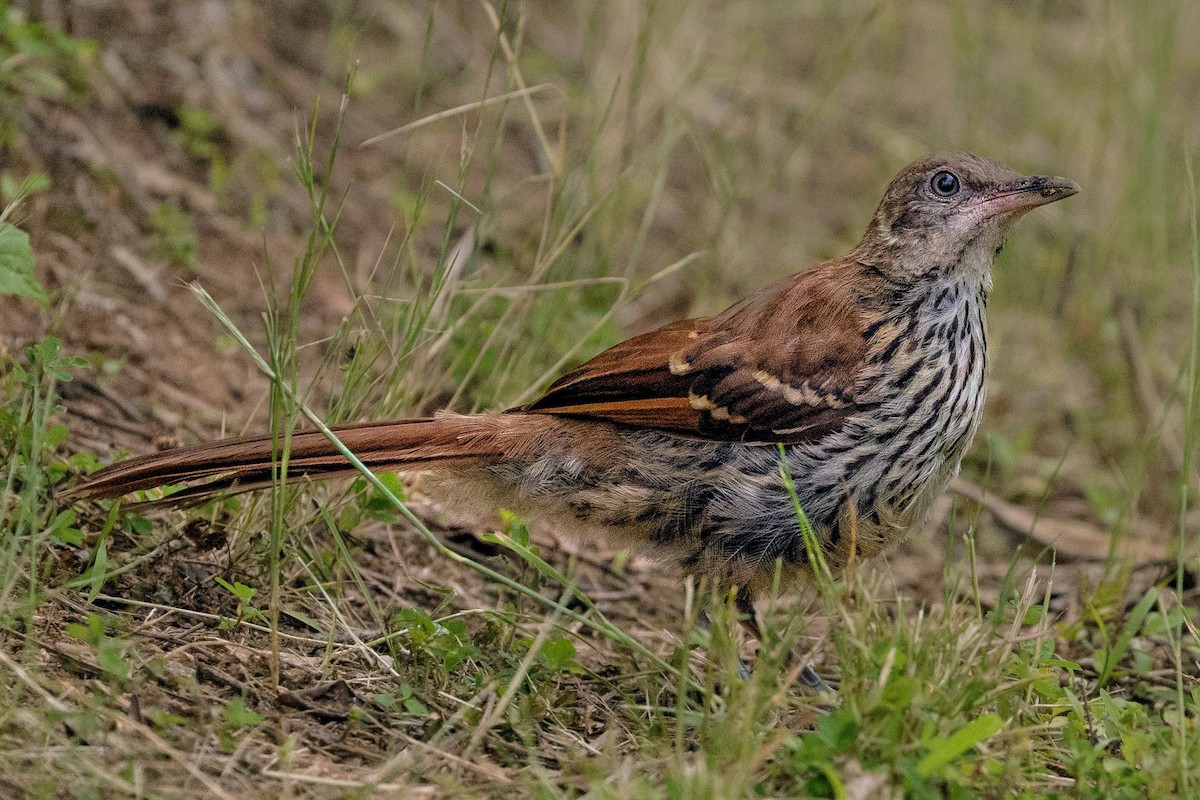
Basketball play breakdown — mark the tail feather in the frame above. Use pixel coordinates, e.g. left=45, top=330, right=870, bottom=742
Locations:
left=68, top=416, right=507, bottom=502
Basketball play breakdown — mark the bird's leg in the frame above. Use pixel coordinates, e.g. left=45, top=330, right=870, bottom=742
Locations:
left=735, top=586, right=834, bottom=693
left=692, top=589, right=753, bottom=680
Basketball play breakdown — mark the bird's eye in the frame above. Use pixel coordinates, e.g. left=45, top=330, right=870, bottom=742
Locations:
left=931, top=170, right=960, bottom=197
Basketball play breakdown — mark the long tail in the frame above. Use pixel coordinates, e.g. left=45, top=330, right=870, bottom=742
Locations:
left=68, top=415, right=511, bottom=503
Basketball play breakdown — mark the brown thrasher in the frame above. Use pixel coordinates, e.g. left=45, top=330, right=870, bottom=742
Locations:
left=72, top=153, right=1077, bottom=687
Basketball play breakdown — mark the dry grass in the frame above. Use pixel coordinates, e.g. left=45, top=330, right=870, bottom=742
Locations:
left=0, top=1, right=1198, bottom=797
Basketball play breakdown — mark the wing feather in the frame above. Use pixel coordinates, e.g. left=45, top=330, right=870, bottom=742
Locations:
left=522, top=260, right=873, bottom=444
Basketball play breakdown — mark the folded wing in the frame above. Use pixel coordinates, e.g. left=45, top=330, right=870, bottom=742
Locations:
left=522, top=261, right=870, bottom=445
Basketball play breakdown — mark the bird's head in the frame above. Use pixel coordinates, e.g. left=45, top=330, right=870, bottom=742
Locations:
left=857, top=152, right=1079, bottom=286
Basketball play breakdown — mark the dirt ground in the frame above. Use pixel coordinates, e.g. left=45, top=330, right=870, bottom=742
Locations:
left=3, top=2, right=1196, bottom=795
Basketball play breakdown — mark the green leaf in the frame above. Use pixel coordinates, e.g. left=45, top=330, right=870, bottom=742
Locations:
left=46, top=509, right=82, bottom=546
left=917, top=713, right=1004, bottom=777
left=540, top=636, right=577, bottom=671
left=0, top=222, right=47, bottom=304
left=45, top=422, right=69, bottom=448
left=499, top=508, right=531, bottom=547
left=1, top=172, right=50, bottom=201
left=214, top=576, right=257, bottom=604
left=222, top=697, right=263, bottom=729
left=125, top=515, right=153, bottom=535
left=85, top=539, right=108, bottom=602
left=815, top=706, right=859, bottom=753
left=96, top=635, right=128, bottom=684
left=1098, top=587, right=1158, bottom=685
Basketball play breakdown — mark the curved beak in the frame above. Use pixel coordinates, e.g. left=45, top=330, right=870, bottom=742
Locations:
left=975, top=175, right=1080, bottom=218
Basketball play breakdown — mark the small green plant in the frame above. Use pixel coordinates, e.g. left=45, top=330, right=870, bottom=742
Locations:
left=345, top=471, right=408, bottom=526
left=0, top=335, right=87, bottom=618
left=218, top=696, right=264, bottom=752
left=214, top=577, right=267, bottom=627
left=148, top=202, right=199, bottom=271
left=536, top=634, right=579, bottom=674
left=64, top=614, right=131, bottom=689
left=172, top=104, right=229, bottom=193
left=0, top=218, right=46, bottom=305
left=374, top=684, right=429, bottom=717
left=0, top=171, right=49, bottom=205
left=0, top=9, right=93, bottom=104
left=392, top=606, right=479, bottom=676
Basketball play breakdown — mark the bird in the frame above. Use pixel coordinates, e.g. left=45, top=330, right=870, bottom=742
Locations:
left=70, top=152, right=1078, bottom=689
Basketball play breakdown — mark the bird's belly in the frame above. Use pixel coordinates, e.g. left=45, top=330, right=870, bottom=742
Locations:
left=477, top=355, right=985, bottom=589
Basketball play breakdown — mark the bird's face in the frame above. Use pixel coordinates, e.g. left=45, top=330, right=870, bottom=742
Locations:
left=861, top=153, right=1079, bottom=284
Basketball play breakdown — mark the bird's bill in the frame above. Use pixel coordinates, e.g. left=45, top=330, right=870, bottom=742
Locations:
left=973, top=175, right=1080, bottom=219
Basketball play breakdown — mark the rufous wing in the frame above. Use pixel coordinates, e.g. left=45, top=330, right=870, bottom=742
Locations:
left=521, top=261, right=871, bottom=444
